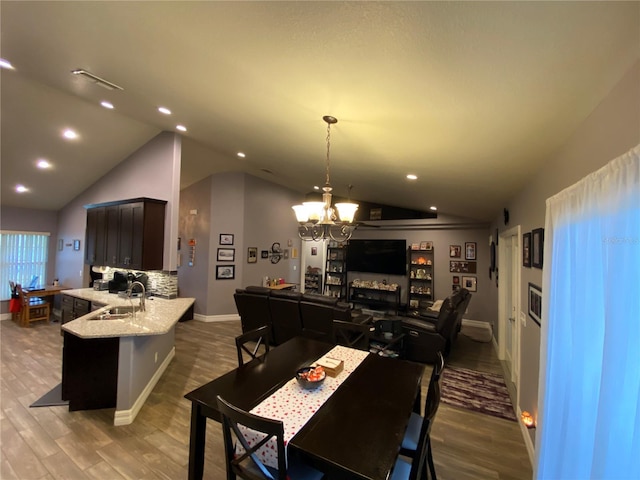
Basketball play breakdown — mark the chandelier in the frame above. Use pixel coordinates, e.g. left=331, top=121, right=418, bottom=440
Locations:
left=292, top=116, right=359, bottom=242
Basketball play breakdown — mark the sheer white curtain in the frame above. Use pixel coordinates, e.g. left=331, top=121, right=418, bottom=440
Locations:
left=535, top=145, right=640, bottom=479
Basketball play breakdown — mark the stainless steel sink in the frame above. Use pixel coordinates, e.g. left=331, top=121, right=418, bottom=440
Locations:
left=109, top=306, right=140, bottom=314
left=91, top=305, right=140, bottom=320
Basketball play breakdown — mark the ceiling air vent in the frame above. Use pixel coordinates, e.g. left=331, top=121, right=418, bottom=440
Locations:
left=71, top=69, right=123, bottom=91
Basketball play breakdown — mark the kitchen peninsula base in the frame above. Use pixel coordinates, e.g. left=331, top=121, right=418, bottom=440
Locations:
left=60, top=288, right=193, bottom=425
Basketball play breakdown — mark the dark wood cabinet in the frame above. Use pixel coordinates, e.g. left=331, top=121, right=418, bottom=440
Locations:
left=61, top=294, right=91, bottom=325
left=61, top=331, right=119, bottom=411
left=84, top=198, right=166, bottom=270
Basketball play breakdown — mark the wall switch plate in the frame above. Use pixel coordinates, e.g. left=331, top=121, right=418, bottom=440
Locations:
left=520, top=311, right=526, bottom=326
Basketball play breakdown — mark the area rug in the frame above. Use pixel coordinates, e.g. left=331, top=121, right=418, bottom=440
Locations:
left=30, top=383, right=68, bottom=408
left=440, top=366, right=516, bottom=421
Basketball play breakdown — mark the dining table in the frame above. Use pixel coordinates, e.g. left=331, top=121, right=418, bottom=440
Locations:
left=184, top=336, right=427, bottom=480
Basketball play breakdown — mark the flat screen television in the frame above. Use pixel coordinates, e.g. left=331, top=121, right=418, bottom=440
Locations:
left=347, top=239, right=406, bottom=275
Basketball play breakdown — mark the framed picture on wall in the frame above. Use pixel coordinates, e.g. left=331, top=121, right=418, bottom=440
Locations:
left=247, top=247, right=257, bottom=263
left=465, top=242, right=477, bottom=260
left=462, top=276, right=477, bottom=292
left=449, top=245, right=461, bottom=258
left=217, top=248, right=235, bottom=262
left=532, top=228, right=544, bottom=269
left=528, top=282, right=542, bottom=326
left=216, top=265, right=235, bottom=280
left=219, top=234, right=234, bottom=245
left=523, top=232, right=531, bottom=267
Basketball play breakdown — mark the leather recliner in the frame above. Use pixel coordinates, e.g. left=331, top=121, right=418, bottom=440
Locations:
left=401, top=288, right=472, bottom=363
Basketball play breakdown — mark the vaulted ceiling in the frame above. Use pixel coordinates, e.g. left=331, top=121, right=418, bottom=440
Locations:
left=2, top=1, right=638, bottom=221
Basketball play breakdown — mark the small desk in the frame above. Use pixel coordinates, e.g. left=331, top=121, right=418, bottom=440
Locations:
left=23, top=285, right=70, bottom=299
left=185, top=337, right=426, bottom=480
left=18, top=285, right=70, bottom=325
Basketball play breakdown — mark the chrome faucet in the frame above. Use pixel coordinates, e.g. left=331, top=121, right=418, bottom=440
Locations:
left=127, top=281, right=146, bottom=312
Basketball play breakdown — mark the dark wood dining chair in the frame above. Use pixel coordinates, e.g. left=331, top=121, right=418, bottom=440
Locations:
left=216, top=395, right=325, bottom=480
left=235, top=325, right=271, bottom=367
left=398, top=351, right=445, bottom=480
left=332, top=319, right=373, bottom=351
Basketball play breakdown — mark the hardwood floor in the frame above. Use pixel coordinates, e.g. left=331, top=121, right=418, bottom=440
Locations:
left=0, top=318, right=532, bottom=479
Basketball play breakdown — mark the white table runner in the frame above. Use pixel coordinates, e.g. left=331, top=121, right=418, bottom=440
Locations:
left=238, top=345, right=370, bottom=469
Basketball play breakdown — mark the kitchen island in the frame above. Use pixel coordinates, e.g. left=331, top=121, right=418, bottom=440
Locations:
left=61, top=289, right=195, bottom=425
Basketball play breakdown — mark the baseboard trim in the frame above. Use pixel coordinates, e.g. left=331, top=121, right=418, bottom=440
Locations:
left=114, top=346, right=175, bottom=426
left=516, top=406, right=536, bottom=465
left=461, top=318, right=492, bottom=330
left=194, top=313, right=240, bottom=323
left=492, top=340, right=535, bottom=469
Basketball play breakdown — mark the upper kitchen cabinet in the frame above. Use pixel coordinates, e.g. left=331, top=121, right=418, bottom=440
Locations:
left=85, top=198, right=167, bottom=270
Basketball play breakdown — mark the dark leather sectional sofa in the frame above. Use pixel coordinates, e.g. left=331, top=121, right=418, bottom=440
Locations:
left=233, top=286, right=352, bottom=345
left=233, top=285, right=471, bottom=364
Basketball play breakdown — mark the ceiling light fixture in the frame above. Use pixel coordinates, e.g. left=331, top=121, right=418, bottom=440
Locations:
left=430, top=206, right=437, bottom=211
left=158, top=107, right=171, bottom=115
left=16, top=184, right=28, bottom=193
left=37, top=159, right=51, bottom=169
left=292, top=115, right=359, bottom=242
left=176, top=125, right=187, bottom=132
left=62, top=129, right=78, bottom=140
left=101, top=101, right=114, bottom=109
left=237, top=152, right=246, bottom=158
left=0, top=59, right=15, bottom=70
left=71, top=69, right=123, bottom=91
left=407, top=174, right=418, bottom=180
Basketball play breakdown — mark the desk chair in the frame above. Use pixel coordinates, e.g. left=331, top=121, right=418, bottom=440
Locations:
left=216, top=395, right=324, bottom=480
left=398, top=351, right=445, bottom=480
left=16, top=284, right=50, bottom=327
left=235, top=325, right=271, bottom=367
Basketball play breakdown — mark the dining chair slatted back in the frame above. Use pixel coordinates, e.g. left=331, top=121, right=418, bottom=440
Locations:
left=333, top=319, right=373, bottom=351
left=216, top=395, right=287, bottom=480
left=216, top=396, right=324, bottom=480
left=398, top=351, right=445, bottom=480
left=16, top=284, right=50, bottom=327
left=235, top=325, right=271, bottom=367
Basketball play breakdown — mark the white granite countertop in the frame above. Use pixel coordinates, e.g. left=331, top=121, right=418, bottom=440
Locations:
left=61, top=289, right=195, bottom=339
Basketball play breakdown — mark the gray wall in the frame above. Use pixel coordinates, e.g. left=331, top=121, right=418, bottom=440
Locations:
left=348, top=214, right=496, bottom=323
left=498, top=59, right=640, bottom=446
left=177, top=172, right=302, bottom=317
left=177, top=176, right=213, bottom=315
left=56, top=131, right=182, bottom=288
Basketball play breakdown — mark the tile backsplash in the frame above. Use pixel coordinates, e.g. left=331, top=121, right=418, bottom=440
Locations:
left=96, top=267, right=178, bottom=299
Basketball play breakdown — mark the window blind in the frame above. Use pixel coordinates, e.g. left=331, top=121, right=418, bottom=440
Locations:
left=0, top=231, right=50, bottom=301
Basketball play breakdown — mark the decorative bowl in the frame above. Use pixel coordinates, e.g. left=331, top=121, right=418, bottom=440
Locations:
left=295, top=366, right=326, bottom=390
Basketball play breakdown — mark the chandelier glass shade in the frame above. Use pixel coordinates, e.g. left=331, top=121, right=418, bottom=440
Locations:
left=292, top=116, right=359, bottom=242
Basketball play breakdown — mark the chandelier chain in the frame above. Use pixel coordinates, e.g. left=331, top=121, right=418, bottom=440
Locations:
left=325, top=121, right=331, bottom=187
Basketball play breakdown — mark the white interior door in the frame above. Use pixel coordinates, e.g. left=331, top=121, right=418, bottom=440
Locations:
left=499, top=226, right=521, bottom=387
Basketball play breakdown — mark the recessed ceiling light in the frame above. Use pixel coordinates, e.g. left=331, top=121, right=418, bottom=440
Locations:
left=63, top=129, right=78, bottom=140
left=158, top=107, right=171, bottom=115
left=16, top=184, right=28, bottom=193
left=313, top=185, right=320, bottom=190
left=406, top=174, right=418, bottom=180
left=0, top=59, right=15, bottom=70
left=37, top=159, right=52, bottom=169
left=101, top=101, right=114, bottom=109
left=237, top=152, right=246, bottom=158
left=176, top=125, right=187, bottom=132
left=429, top=206, right=437, bottom=211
